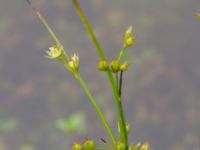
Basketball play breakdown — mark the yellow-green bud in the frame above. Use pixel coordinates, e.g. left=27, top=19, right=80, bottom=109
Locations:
left=72, top=143, right=83, bottom=150
left=97, top=60, right=109, bottom=71
left=125, top=26, right=133, bottom=39
left=125, top=37, right=136, bottom=48
left=68, top=53, right=79, bottom=74
left=123, top=26, right=136, bottom=49
left=120, top=62, right=129, bottom=71
left=140, top=143, right=151, bottom=150
left=83, top=140, right=96, bottom=150
left=129, top=145, right=135, bottom=150
left=110, top=60, right=120, bottom=73
left=130, top=143, right=141, bottom=150
left=117, top=142, right=126, bottom=150
left=196, top=12, right=200, bottom=21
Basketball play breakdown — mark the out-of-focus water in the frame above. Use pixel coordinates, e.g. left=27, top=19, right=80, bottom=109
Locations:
left=0, top=0, right=200, bottom=150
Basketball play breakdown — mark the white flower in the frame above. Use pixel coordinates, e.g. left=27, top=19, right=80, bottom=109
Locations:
left=46, top=45, right=62, bottom=59
left=71, top=53, right=79, bottom=65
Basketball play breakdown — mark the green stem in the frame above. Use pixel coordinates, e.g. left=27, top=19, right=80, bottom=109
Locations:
left=62, top=60, right=115, bottom=143
left=71, top=0, right=128, bottom=148
left=26, top=0, right=70, bottom=61
left=119, top=71, right=123, bottom=97
left=76, top=74, right=116, bottom=146
left=33, top=8, right=70, bottom=61
left=115, top=73, right=119, bottom=91
left=107, top=69, right=128, bottom=150
left=115, top=73, right=124, bottom=141
left=118, top=47, right=126, bottom=62
left=114, top=73, right=128, bottom=148
left=72, top=0, right=106, bottom=60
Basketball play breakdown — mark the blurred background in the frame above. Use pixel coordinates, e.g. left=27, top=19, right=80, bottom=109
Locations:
left=0, top=0, right=200, bottom=150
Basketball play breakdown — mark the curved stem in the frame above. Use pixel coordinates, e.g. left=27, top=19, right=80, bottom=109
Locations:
left=26, top=0, right=69, bottom=61
left=72, top=0, right=106, bottom=60
left=76, top=74, right=116, bottom=145
left=118, top=47, right=126, bottom=62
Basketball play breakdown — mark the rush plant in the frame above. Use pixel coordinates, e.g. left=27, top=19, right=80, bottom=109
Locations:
left=27, top=0, right=151, bottom=150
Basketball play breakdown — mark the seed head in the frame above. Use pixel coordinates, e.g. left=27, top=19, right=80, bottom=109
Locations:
left=97, top=60, right=109, bottom=71
left=110, top=60, right=120, bottom=73
left=72, top=143, right=83, bottom=150
left=83, top=140, right=96, bottom=150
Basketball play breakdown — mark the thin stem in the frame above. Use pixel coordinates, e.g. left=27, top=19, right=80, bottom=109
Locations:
left=118, top=47, right=126, bottom=62
left=76, top=74, right=116, bottom=146
left=119, top=71, right=123, bottom=97
left=62, top=59, right=116, bottom=144
left=72, top=0, right=106, bottom=60
left=115, top=73, right=119, bottom=91
left=115, top=73, right=123, bottom=140
left=107, top=70, right=128, bottom=150
left=26, top=0, right=69, bottom=61
left=107, top=70, right=128, bottom=148
left=36, top=11, right=70, bottom=61
left=118, top=71, right=128, bottom=148
left=71, top=0, right=128, bottom=148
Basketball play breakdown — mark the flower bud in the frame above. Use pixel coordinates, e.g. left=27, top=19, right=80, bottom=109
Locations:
left=117, top=142, right=126, bottom=150
left=110, top=60, right=120, bottom=73
left=97, top=60, right=109, bottom=71
left=140, top=143, right=151, bottom=150
left=196, top=12, right=200, bottom=21
left=46, top=44, right=63, bottom=59
left=120, top=62, right=129, bottom=71
left=68, top=53, right=80, bottom=74
left=130, top=143, right=141, bottom=150
left=124, top=37, right=136, bottom=48
left=83, top=140, right=96, bottom=150
left=123, top=26, right=136, bottom=49
left=72, top=143, right=83, bottom=150
left=125, top=26, right=133, bottom=39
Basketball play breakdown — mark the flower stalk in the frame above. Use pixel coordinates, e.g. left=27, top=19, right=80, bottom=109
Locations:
left=71, top=0, right=128, bottom=149
left=75, top=74, right=116, bottom=145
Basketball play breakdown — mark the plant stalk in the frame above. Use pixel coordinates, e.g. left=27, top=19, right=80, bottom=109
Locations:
left=71, top=0, right=128, bottom=148
left=76, top=74, right=116, bottom=145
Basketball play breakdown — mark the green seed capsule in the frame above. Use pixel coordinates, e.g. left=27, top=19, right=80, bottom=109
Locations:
left=124, top=37, right=136, bottom=48
left=120, top=62, right=129, bottom=71
left=110, top=60, right=120, bottom=73
left=83, top=140, right=96, bottom=150
left=97, top=60, right=109, bottom=71
left=117, top=142, right=126, bottom=150
left=72, top=143, right=83, bottom=150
